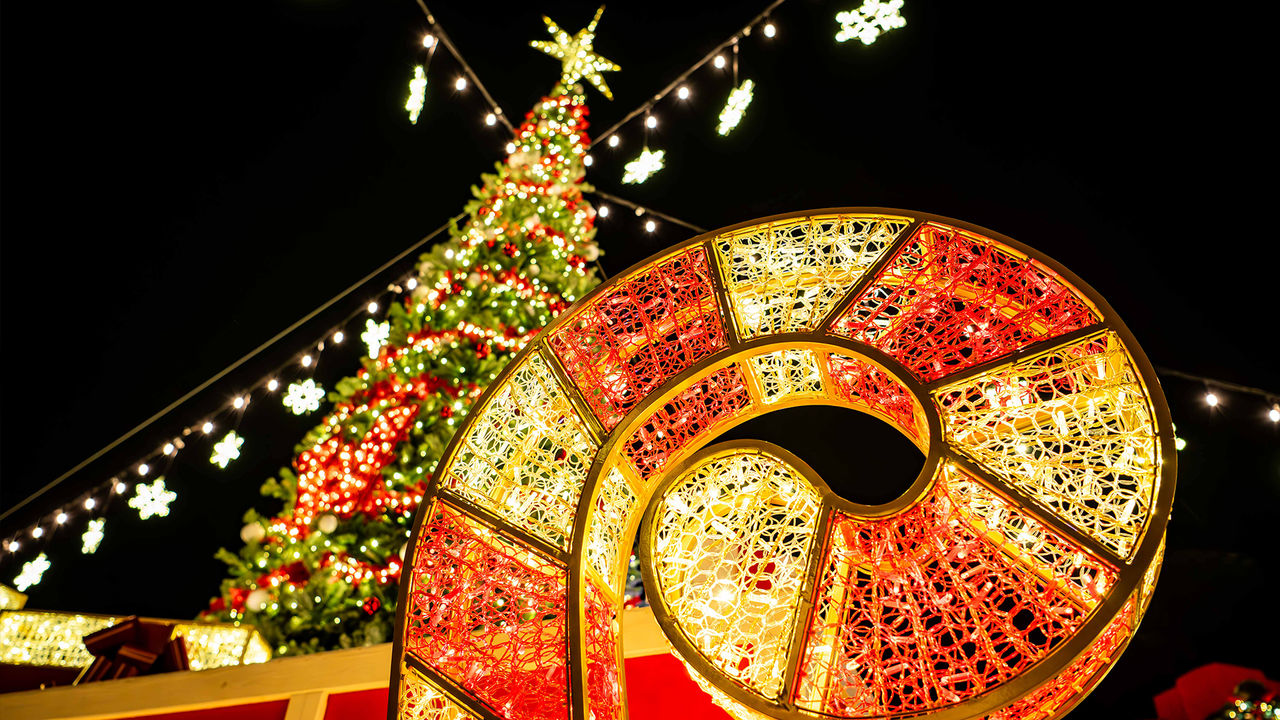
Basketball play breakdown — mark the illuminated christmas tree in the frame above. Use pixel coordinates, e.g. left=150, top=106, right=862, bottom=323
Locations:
left=206, top=12, right=616, bottom=654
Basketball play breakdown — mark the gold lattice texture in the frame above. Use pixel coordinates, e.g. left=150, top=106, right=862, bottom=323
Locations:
left=392, top=209, right=1174, bottom=720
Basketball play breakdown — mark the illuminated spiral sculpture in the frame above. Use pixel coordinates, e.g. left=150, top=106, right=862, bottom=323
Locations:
left=390, top=209, right=1175, bottom=720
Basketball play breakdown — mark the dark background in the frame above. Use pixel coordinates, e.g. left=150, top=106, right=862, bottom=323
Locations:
left=1, top=1, right=1275, bottom=716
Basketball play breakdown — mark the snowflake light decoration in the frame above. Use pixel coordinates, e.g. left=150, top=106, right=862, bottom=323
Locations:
left=14, top=553, right=51, bottom=591
left=81, top=518, right=105, bottom=554
left=717, top=79, right=755, bottom=136
left=210, top=431, right=244, bottom=469
left=283, top=379, right=326, bottom=415
left=129, top=478, right=177, bottom=520
left=622, top=148, right=665, bottom=184
left=406, top=66, right=427, bottom=124
left=835, top=0, right=907, bottom=45
left=362, top=318, right=390, bottom=358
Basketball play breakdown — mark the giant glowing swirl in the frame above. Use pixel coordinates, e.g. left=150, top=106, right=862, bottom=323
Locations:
left=390, top=209, right=1175, bottom=720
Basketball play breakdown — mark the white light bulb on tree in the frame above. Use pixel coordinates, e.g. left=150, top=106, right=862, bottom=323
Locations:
left=597, top=204, right=609, bottom=218
left=241, top=522, right=267, bottom=544
left=317, top=514, right=339, bottom=534
left=454, top=76, right=468, bottom=91
left=677, top=85, right=690, bottom=100
left=713, top=54, right=726, bottom=69
left=247, top=588, right=271, bottom=612
left=1205, top=392, right=1219, bottom=407
left=1270, top=405, right=1280, bottom=423
left=764, top=22, right=777, bottom=38
left=485, top=113, right=497, bottom=126
left=607, top=135, right=620, bottom=148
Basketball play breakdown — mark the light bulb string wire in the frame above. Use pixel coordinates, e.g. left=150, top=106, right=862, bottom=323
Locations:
left=414, top=0, right=515, bottom=133
left=587, top=0, right=788, bottom=150
left=587, top=189, right=706, bottom=234
left=0, top=212, right=466, bottom=534
left=1154, top=366, right=1280, bottom=404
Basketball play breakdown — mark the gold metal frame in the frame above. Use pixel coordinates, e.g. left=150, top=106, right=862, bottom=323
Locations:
left=389, top=208, right=1176, bottom=720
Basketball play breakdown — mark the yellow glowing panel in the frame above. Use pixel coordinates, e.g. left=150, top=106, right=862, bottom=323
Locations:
left=935, top=331, right=1157, bottom=558
left=650, top=449, right=821, bottom=700
left=749, top=348, right=824, bottom=404
left=584, top=466, right=639, bottom=596
left=715, top=214, right=910, bottom=338
left=443, top=351, right=598, bottom=550
left=399, top=663, right=478, bottom=720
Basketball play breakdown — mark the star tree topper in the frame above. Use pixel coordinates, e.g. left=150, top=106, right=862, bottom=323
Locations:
left=530, top=6, right=620, bottom=99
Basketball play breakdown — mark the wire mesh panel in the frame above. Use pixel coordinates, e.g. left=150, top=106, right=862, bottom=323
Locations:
left=829, top=222, right=1100, bottom=383
left=934, top=331, right=1158, bottom=558
left=714, top=214, right=911, bottom=338
left=548, top=246, right=727, bottom=431
left=393, top=209, right=1173, bottom=720
left=442, top=352, right=598, bottom=551
left=649, top=448, right=823, bottom=700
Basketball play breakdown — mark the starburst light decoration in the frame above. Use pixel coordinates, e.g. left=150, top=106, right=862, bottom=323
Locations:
left=836, top=0, right=907, bottom=45
left=363, top=318, right=391, bottom=358
left=717, top=79, right=755, bottom=135
left=406, top=66, right=427, bottom=124
left=391, top=208, right=1175, bottom=720
left=13, top=554, right=51, bottom=592
left=622, top=148, right=665, bottom=184
left=81, top=519, right=105, bottom=554
left=530, top=6, right=621, bottom=99
left=129, top=478, right=177, bottom=520
left=210, top=431, right=244, bottom=469
left=283, top=378, right=326, bottom=415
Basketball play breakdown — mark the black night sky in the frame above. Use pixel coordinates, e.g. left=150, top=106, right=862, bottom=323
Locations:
left=1, top=1, right=1275, bottom=716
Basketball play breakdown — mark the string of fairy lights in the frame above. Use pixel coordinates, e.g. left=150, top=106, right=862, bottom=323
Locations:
left=3, top=0, right=1276, bottom=596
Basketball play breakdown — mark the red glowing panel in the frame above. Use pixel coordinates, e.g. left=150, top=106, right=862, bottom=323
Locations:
left=623, top=365, right=751, bottom=481
left=794, top=478, right=1091, bottom=716
left=824, top=354, right=924, bottom=441
left=987, top=594, right=1137, bottom=720
left=829, top=223, right=1098, bottom=383
left=585, top=578, right=623, bottom=720
left=402, top=502, right=568, bottom=720
left=548, top=246, right=727, bottom=430
left=293, top=404, right=418, bottom=526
